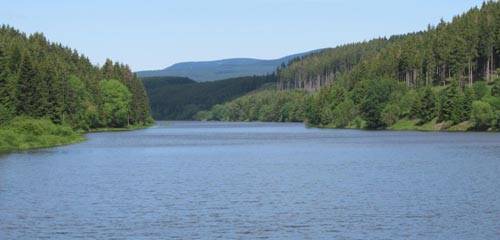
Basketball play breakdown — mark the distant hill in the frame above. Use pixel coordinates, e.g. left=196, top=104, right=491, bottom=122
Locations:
left=136, top=50, right=321, bottom=82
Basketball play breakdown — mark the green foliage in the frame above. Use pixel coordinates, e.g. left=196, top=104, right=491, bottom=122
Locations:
left=203, top=1, right=500, bottom=131
left=264, top=2, right=500, bottom=131
left=279, top=38, right=397, bottom=88
left=359, top=79, right=397, bottom=129
left=0, top=117, right=84, bottom=152
left=483, top=96, right=500, bottom=111
left=411, top=87, right=436, bottom=123
left=491, top=78, right=500, bottom=97
left=143, top=75, right=276, bottom=120
left=0, top=25, right=153, bottom=132
left=439, top=80, right=468, bottom=124
left=381, top=103, right=400, bottom=127
left=16, top=52, right=43, bottom=117
left=198, top=90, right=309, bottom=123
left=463, top=86, right=474, bottom=119
left=473, top=81, right=489, bottom=99
left=99, top=80, right=132, bottom=128
left=305, top=95, right=321, bottom=126
left=0, top=44, right=16, bottom=113
left=0, top=103, right=13, bottom=125
left=471, top=101, right=495, bottom=129
left=331, top=99, right=358, bottom=128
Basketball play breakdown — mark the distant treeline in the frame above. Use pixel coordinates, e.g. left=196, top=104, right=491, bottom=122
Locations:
left=0, top=25, right=153, bottom=130
left=142, top=75, right=276, bottom=120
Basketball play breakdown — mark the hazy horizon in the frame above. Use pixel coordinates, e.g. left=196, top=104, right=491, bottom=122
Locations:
left=1, top=0, right=485, bottom=71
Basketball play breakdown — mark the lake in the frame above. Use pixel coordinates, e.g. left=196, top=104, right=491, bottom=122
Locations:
left=1, top=121, right=499, bottom=239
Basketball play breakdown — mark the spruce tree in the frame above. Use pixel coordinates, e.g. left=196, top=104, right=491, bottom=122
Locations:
left=417, top=87, right=436, bottom=123
left=0, top=44, right=15, bottom=113
left=16, top=52, right=38, bottom=116
left=463, top=86, right=474, bottom=120
left=441, top=81, right=458, bottom=121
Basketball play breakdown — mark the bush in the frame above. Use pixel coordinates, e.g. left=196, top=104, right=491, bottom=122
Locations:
left=381, top=103, right=400, bottom=127
left=332, top=100, right=357, bottom=128
left=0, top=117, right=83, bottom=152
left=491, top=79, right=500, bottom=97
left=0, top=104, right=13, bottom=126
left=471, top=101, right=495, bottom=129
left=195, top=111, right=213, bottom=121
left=360, top=79, right=397, bottom=129
left=473, top=81, right=488, bottom=100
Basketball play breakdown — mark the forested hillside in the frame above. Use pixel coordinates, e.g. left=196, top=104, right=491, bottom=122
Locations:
left=0, top=25, right=152, bottom=130
left=277, top=37, right=405, bottom=91
left=280, top=1, right=499, bottom=89
left=199, top=1, right=500, bottom=131
left=143, top=75, right=276, bottom=120
left=0, top=26, right=153, bottom=151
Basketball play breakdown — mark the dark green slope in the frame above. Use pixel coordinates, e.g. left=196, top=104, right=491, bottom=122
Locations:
left=142, top=75, right=277, bottom=120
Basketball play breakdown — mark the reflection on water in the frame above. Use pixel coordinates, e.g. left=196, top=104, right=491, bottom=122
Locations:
left=1, top=121, right=499, bottom=239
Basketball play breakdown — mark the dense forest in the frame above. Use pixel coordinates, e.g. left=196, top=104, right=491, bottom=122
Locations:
left=0, top=26, right=153, bottom=151
left=199, top=1, right=500, bottom=131
left=143, top=75, right=276, bottom=120
left=279, top=1, right=500, bottom=89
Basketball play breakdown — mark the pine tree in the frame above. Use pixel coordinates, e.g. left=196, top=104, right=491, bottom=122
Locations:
left=451, top=90, right=466, bottom=124
left=441, top=80, right=460, bottom=122
left=463, top=86, right=474, bottom=120
left=417, top=87, right=436, bottom=122
left=16, top=52, right=38, bottom=116
left=0, top=43, right=16, bottom=113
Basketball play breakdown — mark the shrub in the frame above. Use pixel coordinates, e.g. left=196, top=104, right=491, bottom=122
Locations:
left=471, top=101, right=495, bottom=129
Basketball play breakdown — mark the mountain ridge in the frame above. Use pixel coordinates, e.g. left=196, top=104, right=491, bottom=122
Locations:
left=135, top=49, right=322, bottom=82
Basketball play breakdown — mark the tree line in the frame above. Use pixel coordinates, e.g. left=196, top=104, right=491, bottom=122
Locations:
left=0, top=25, right=153, bottom=130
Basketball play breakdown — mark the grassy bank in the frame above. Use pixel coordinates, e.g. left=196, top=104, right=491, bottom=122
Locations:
left=0, top=117, right=153, bottom=154
left=0, top=117, right=85, bottom=153
left=388, top=118, right=490, bottom=132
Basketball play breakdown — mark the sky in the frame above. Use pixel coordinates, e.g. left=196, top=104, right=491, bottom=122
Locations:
left=0, top=0, right=486, bottom=71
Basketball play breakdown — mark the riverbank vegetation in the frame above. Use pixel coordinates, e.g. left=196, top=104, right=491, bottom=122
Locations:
left=0, top=26, right=153, bottom=151
left=0, top=117, right=84, bottom=152
left=198, top=1, right=500, bottom=132
left=198, top=78, right=500, bottom=131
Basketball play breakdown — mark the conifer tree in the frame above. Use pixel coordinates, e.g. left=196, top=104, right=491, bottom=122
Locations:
left=441, top=80, right=460, bottom=122
left=16, top=52, right=38, bottom=116
left=463, top=86, right=474, bottom=120
left=417, top=87, right=436, bottom=122
left=0, top=44, right=15, bottom=112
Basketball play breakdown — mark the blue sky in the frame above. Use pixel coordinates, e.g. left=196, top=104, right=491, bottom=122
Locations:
left=1, top=0, right=485, bottom=71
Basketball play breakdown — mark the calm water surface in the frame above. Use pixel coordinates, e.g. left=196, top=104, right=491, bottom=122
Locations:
left=1, top=121, right=500, bottom=239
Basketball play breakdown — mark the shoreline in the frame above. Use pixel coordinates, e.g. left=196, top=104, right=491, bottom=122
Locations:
left=0, top=123, right=155, bottom=155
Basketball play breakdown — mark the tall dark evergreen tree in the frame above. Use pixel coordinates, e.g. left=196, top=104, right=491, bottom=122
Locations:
left=16, top=52, right=38, bottom=116
left=440, top=80, right=460, bottom=122
left=416, top=87, right=436, bottom=122
left=0, top=43, right=15, bottom=112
